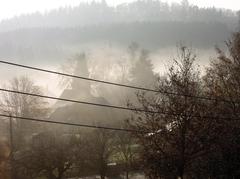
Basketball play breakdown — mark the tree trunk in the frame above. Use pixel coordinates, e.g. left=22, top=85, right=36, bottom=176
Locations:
left=100, top=167, right=106, bottom=179
left=126, top=170, right=129, bottom=179
left=178, top=160, right=185, bottom=179
left=178, top=174, right=184, bottom=179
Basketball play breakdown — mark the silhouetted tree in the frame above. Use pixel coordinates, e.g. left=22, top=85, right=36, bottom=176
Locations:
left=0, top=76, right=49, bottom=150
left=129, top=47, right=212, bottom=178
left=0, top=139, right=10, bottom=179
left=115, top=130, right=139, bottom=179
left=86, top=129, right=116, bottom=179
left=203, top=31, right=240, bottom=178
left=17, top=131, right=74, bottom=179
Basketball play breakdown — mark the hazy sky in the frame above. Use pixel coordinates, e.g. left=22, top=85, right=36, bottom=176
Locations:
left=0, top=0, right=239, bottom=21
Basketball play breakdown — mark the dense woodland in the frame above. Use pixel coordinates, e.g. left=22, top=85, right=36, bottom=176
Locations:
left=0, top=0, right=238, bottom=31
left=0, top=0, right=239, bottom=64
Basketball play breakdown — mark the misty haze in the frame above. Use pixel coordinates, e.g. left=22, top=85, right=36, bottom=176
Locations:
left=0, top=0, right=240, bottom=179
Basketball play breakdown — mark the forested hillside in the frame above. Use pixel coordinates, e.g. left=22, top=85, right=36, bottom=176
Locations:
left=0, top=0, right=239, bottom=65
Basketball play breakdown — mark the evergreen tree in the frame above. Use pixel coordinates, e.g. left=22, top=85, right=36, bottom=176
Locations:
left=130, top=49, right=157, bottom=88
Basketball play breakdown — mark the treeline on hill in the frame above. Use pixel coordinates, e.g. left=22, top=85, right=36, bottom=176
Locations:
left=0, top=0, right=239, bottom=64
left=0, top=21, right=232, bottom=62
left=0, top=31, right=240, bottom=179
left=0, top=0, right=238, bottom=32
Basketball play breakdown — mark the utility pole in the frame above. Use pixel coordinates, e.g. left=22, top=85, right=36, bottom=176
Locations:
left=9, top=114, right=14, bottom=179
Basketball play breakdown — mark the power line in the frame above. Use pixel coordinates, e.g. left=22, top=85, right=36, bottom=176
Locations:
left=0, top=114, right=140, bottom=133
left=0, top=88, right=158, bottom=114
left=0, top=60, right=235, bottom=103
left=0, top=88, right=238, bottom=121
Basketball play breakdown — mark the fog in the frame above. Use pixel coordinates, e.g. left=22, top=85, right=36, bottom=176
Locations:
left=0, top=1, right=240, bottom=179
left=0, top=0, right=237, bottom=132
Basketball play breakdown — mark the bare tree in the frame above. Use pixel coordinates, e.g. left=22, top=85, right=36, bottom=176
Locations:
left=86, top=129, right=116, bottom=179
left=115, top=130, right=138, bottom=179
left=129, top=47, right=211, bottom=179
left=1, top=76, right=48, bottom=117
left=0, top=76, right=49, bottom=179
left=17, top=131, right=74, bottom=179
left=0, top=139, right=10, bottom=179
left=203, top=31, right=240, bottom=178
left=0, top=76, right=49, bottom=150
left=69, top=131, right=94, bottom=178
